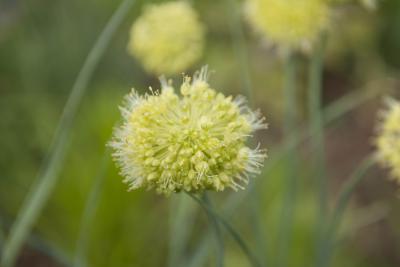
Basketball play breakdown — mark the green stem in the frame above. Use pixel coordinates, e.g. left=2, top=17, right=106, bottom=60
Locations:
left=187, top=192, right=262, bottom=267
left=168, top=194, right=197, bottom=267
left=224, top=0, right=267, bottom=264
left=73, top=153, right=109, bottom=267
left=276, top=52, right=298, bottom=267
left=0, top=219, right=4, bottom=251
left=225, top=0, right=254, bottom=104
left=318, top=155, right=376, bottom=267
left=308, top=34, right=328, bottom=263
left=202, top=193, right=224, bottom=267
left=0, top=1, right=135, bottom=266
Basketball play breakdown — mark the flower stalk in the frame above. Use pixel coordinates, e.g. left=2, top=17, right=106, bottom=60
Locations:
left=317, top=155, right=376, bottom=267
left=276, top=52, right=298, bottom=267
left=187, top=192, right=263, bottom=267
left=308, top=33, right=328, bottom=265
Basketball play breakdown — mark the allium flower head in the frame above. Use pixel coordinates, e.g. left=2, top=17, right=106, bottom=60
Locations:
left=110, top=67, right=267, bottom=195
left=244, top=0, right=330, bottom=49
left=375, top=98, right=400, bottom=183
left=128, top=1, right=205, bottom=75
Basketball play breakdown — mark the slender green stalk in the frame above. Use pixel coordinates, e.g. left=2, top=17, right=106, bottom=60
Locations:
left=318, top=155, right=376, bottom=267
left=0, top=1, right=135, bottom=266
left=168, top=194, right=197, bottom=267
left=0, top=219, right=4, bottom=251
left=202, top=193, right=224, bottom=267
left=187, top=192, right=262, bottom=267
left=73, top=153, right=109, bottom=267
left=224, top=0, right=267, bottom=263
left=276, top=52, right=298, bottom=267
left=308, top=34, right=328, bottom=263
left=185, top=86, right=381, bottom=267
left=225, top=0, right=254, bottom=103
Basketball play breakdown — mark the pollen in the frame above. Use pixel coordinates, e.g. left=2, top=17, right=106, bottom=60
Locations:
left=375, top=98, right=400, bottom=183
left=109, top=67, right=267, bottom=195
left=128, top=1, right=205, bottom=75
left=244, top=0, right=330, bottom=49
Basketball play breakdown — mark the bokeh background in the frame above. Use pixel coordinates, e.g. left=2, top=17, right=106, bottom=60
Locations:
left=1, top=0, right=400, bottom=266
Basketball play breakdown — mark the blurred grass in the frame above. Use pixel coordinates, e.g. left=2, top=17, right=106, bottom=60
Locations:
left=73, top=152, right=109, bottom=267
left=1, top=0, right=136, bottom=265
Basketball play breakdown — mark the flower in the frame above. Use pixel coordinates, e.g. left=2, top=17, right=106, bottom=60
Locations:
left=110, top=67, right=267, bottom=194
left=128, top=1, right=205, bottom=75
left=375, top=98, right=400, bottom=183
left=244, top=0, right=330, bottom=49
left=359, top=0, right=378, bottom=10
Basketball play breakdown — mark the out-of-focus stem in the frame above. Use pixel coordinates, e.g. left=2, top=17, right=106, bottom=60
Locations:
left=318, top=155, right=376, bottom=267
left=73, top=153, right=109, bottom=267
left=187, top=192, right=262, bottom=267
left=225, top=0, right=253, bottom=104
left=224, top=0, right=267, bottom=264
left=202, top=193, right=224, bottom=267
left=276, top=52, right=298, bottom=267
left=308, top=33, right=328, bottom=264
left=168, top=194, right=197, bottom=267
left=0, top=218, right=4, bottom=251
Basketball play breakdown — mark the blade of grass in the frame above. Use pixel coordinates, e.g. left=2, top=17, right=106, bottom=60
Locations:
left=318, top=155, right=376, bottom=267
left=73, top=153, right=110, bottom=267
left=308, top=33, right=328, bottom=264
left=187, top=192, right=262, bottom=267
left=276, top=52, right=298, bottom=267
left=0, top=1, right=136, bottom=266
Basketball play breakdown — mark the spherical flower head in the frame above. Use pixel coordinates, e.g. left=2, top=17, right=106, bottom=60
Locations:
left=375, top=98, right=400, bottom=183
left=244, top=0, right=330, bottom=50
left=128, top=1, right=205, bottom=76
left=110, top=67, right=267, bottom=195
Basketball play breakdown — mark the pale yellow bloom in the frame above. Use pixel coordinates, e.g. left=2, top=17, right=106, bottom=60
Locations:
left=128, top=1, right=205, bottom=75
left=110, top=67, right=267, bottom=194
left=375, top=98, right=400, bottom=183
left=328, top=0, right=378, bottom=10
left=244, top=0, right=330, bottom=49
left=359, top=0, right=378, bottom=10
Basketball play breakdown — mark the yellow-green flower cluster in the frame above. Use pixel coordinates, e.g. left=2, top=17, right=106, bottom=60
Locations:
left=110, top=67, right=267, bottom=194
left=375, top=98, right=400, bottom=183
left=128, top=1, right=205, bottom=75
left=244, top=0, right=330, bottom=49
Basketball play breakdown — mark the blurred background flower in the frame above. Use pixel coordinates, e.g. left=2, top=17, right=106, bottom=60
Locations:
left=128, top=1, right=205, bottom=75
left=375, top=98, right=400, bottom=183
left=244, top=0, right=330, bottom=51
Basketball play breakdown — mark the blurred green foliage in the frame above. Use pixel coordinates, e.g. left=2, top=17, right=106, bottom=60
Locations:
left=1, top=0, right=400, bottom=266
